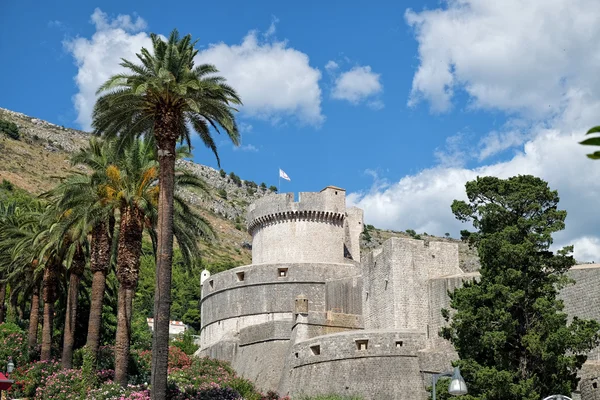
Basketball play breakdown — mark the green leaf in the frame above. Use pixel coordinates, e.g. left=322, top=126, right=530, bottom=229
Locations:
left=586, top=151, right=600, bottom=160
left=586, top=126, right=600, bottom=134
left=580, top=137, right=600, bottom=146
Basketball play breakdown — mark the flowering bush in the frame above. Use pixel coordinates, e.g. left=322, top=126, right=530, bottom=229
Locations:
left=34, top=368, right=88, bottom=400
left=87, top=382, right=150, bottom=400
left=8, top=360, right=61, bottom=398
left=97, top=368, right=115, bottom=383
left=169, top=384, right=241, bottom=400
left=0, top=322, right=28, bottom=368
left=169, top=357, right=235, bottom=389
left=87, top=381, right=128, bottom=399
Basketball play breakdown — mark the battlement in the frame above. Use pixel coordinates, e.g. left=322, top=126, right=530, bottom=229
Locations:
left=247, top=186, right=347, bottom=234
left=247, top=187, right=360, bottom=264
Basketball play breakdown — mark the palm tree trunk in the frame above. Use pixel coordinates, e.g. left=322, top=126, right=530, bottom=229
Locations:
left=41, top=262, right=58, bottom=361
left=62, top=247, right=86, bottom=369
left=0, top=282, right=7, bottom=324
left=114, top=284, right=131, bottom=386
left=86, top=220, right=112, bottom=357
left=151, top=135, right=177, bottom=400
left=115, top=206, right=143, bottom=387
left=28, top=284, right=40, bottom=351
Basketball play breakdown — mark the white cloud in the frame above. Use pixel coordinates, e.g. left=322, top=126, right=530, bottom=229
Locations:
left=195, top=32, right=324, bottom=126
left=349, top=0, right=600, bottom=262
left=331, top=66, right=383, bottom=106
left=477, top=129, right=529, bottom=161
left=239, top=122, right=253, bottom=133
left=233, top=144, right=259, bottom=152
left=325, top=60, right=339, bottom=72
left=66, top=10, right=324, bottom=130
left=405, top=0, right=600, bottom=116
left=65, top=9, right=152, bottom=130
left=349, top=131, right=600, bottom=261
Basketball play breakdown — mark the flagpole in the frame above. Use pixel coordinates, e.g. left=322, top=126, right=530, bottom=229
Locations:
left=278, top=167, right=281, bottom=193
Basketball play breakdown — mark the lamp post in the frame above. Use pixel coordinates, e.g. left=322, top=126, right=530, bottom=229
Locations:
left=432, top=366, right=468, bottom=400
left=6, top=358, right=13, bottom=377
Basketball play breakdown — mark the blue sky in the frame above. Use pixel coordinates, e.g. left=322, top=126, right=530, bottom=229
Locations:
left=2, top=1, right=600, bottom=260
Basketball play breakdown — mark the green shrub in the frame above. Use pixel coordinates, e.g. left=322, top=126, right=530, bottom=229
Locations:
left=229, top=172, right=242, bottom=187
left=8, top=360, right=62, bottom=398
left=131, top=313, right=152, bottom=351
left=247, top=187, right=256, bottom=196
left=219, top=169, right=226, bottom=178
left=35, top=368, right=88, bottom=400
left=0, top=119, right=19, bottom=140
left=0, top=322, right=29, bottom=368
left=172, top=330, right=200, bottom=356
left=405, top=229, right=417, bottom=237
left=298, top=396, right=363, bottom=400
left=268, top=186, right=278, bottom=193
left=0, top=179, right=13, bottom=191
left=218, top=189, right=227, bottom=199
left=260, top=182, right=267, bottom=190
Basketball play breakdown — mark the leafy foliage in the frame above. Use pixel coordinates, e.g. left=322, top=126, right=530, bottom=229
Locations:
left=172, top=330, right=200, bottom=355
left=580, top=126, right=600, bottom=159
left=442, top=175, right=600, bottom=400
left=229, top=172, right=242, bottom=187
left=0, top=119, right=19, bottom=140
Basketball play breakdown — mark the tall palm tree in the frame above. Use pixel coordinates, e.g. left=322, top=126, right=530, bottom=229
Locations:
left=46, top=209, right=89, bottom=369
left=93, top=29, right=240, bottom=397
left=57, top=138, right=118, bottom=358
left=0, top=200, right=45, bottom=351
left=99, top=137, right=212, bottom=385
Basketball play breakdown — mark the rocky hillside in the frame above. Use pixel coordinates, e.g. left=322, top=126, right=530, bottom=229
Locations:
left=0, top=107, right=480, bottom=271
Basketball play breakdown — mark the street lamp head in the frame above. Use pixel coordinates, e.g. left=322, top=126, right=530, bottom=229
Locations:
left=448, top=366, right=468, bottom=396
left=6, top=357, right=14, bottom=374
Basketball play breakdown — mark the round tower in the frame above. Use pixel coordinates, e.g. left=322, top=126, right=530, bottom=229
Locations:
left=247, top=186, right=348, bottom=264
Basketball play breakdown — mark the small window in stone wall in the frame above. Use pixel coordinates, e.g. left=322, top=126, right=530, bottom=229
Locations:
left=295, top=352, right=299, bottom=358
left=356, top=340, right=368, bottom=351
left=310, top=345, right=320, bottom=355
left=278, top=267, right=288, bottom=277
left=396, top=341, right=403, bottom=348
left=236, top=272, right=245, bottom=282
left=209, top=280, right=214, bottom=289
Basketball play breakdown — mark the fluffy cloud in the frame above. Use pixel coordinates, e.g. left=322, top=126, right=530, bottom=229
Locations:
left=66, top=9, right=324, bottom=130
left=405, top=0, right=600, bottom=116
left=350, top=0, right=600, bottom=262
left=195, top=32, right=323, bottom=126
left=331, top=66, right=383, bottom=107
left=65, top=9, right=152, bottom=130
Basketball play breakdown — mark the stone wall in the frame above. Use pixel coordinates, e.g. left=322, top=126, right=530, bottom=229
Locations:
left=247, top=187, right=348, bottom=264
left=285, top=330, right=428, bottom=400
left=200, top=262, right=360, bottom=347
left=362, top=238, right=462, bottom=332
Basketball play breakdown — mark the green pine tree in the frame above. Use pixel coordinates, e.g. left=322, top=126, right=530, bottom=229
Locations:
left=440, top=175, right=600, bottom=400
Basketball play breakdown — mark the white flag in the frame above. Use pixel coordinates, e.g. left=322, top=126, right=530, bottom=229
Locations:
left=279, top=168, right=291, bottom=181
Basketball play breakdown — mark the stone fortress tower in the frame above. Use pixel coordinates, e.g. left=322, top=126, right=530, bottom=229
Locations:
left=198, top=186, right=600, bottom=400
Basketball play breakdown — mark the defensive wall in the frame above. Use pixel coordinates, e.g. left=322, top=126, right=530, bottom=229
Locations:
left=198, top=186, right=600, bottom=399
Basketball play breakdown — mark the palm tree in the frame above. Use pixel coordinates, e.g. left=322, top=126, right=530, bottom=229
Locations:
left=0, top=200, right=45, bottom=351
left=98, top=137, right=211, bottom=385
left=93, top=29, right=240, bottom=397
left=58, top=138, right=118, bottom=358
left=581, top=126, right=600, bottom=159
left=48, top=210, right=89, bottom=369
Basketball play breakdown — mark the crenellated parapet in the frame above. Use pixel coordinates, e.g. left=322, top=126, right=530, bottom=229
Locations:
left=247, top=186, right=360, bottom=264
left=248, top=210, right=345, bottom=236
